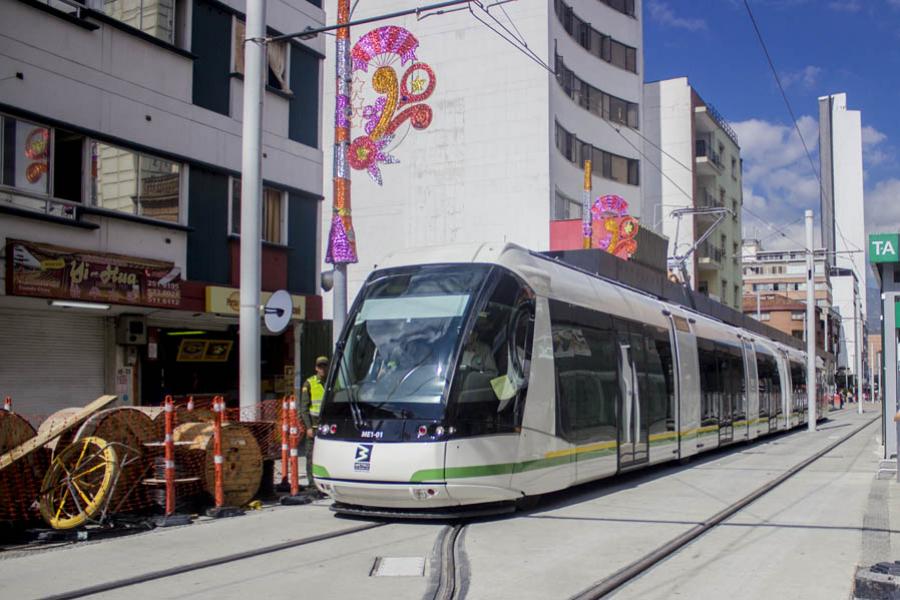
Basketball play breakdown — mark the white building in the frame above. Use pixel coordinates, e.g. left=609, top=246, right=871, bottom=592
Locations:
left=320, top=0, right=648, bottom=313
left=0, top=0, right=326, bottom=416
left=819, top=92, right=866, bottom=384
left=643, top=77, right=744, bottom=310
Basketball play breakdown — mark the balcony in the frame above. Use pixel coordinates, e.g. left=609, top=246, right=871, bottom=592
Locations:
left=695, top=138, right=724, bottom=177
left=0, top=187, right=80, bottom=222
left=697, top=240, right=724, bottom=269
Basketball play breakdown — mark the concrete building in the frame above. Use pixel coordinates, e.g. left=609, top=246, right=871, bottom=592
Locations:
left=0, top=0, right=327, bottom=417
left=741, top=239, right=840, bottom=382
left=643, top=77, right=744, bottom=310
left=320, top=0, right=653, bottom=313
left=819, top=92, right=867, bottom=387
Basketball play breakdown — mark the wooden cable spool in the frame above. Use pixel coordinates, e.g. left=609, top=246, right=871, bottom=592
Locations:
left=173, top=422, right=262, bottom=507
left=0, top=412, right=48, bottom=523
left=36, top=408, right=82, bottom=455
left=136, top=406, right=216, bottom=438
left=72, top=408, right=157, bottom=513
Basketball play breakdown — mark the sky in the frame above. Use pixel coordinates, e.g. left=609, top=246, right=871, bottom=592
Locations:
left=643, top=0, right=900, bottom=322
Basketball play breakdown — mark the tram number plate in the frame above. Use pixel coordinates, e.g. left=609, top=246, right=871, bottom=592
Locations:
left=354, top=443, right=373, bottom=472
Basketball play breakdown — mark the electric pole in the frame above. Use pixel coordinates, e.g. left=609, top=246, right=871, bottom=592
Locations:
left=806, top=209, right=816, bottom=431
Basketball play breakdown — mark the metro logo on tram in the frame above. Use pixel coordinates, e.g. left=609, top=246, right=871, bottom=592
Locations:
left=354, top=444, right=373, bottom=472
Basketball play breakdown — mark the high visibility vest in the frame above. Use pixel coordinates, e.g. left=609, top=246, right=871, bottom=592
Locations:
left=307, top=375, right=325, bottom=417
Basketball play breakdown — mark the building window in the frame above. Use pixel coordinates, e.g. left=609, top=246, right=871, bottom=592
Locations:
left=555, top=55, right=639, bottom=128
left=599, top=0, right=635, bottom=17
left=791, top=330, right=804, bottom=339
left=1, top=115, right=51, bottom=196
left=791, top=312, right=805, bottom=321
left=100, top=0, right=183, bottom=45
left=553, top=1, right=638, bottom=72
left=91, top=142, right=182, bottom=223
left=731, top=156, right=738, bottom=178
left=555, top=121, right=639, bottom=186
left=734, top=285, right=740, bottom=306
left=233, top=18, right=291, bottom=92
left=553, top=188, right=581, bottom=220
left=230, top=179, right=286, bottom=244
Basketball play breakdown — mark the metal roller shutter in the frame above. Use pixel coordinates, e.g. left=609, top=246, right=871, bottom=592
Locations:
left=0, top=309, right=106, bottom=422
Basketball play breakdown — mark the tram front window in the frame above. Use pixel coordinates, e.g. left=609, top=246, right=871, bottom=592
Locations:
left=326, top=265, right=490, bottom=422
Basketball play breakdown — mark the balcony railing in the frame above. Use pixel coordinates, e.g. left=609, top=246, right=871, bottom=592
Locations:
left=696, top=188, right=723, bottom=209
left=698, top=240, right=724, bottom=264
left=695, top=139, right=724, bottom=170
left=0, top=187, right=78, bottom=221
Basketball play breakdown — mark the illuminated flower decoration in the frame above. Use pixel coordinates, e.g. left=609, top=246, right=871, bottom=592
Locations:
left=348, top=134, right=399, bottom=186
left=590, top=195, right=640, bottom=260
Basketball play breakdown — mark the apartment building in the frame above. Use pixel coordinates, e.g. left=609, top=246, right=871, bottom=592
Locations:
left=0, top=0, right=326, bottom=416
left=643, top=77, right=743, bottom=310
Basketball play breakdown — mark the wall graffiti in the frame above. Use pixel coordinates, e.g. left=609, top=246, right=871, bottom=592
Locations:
left=348, top=26, right=436, bottom=185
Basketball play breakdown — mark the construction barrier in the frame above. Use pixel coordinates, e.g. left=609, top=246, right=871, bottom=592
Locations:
left=288, top=395, right=300, bottom=496
left=1, top=394, right=299, bottom=530
left=3, top=396, right=11, bottom=412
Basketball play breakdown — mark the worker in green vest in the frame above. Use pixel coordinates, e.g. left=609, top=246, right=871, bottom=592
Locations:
left=300, top=355, right=328, bottom=493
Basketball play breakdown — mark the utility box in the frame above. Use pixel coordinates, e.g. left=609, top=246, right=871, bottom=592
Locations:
left=116, top=315, right=147, bottom=345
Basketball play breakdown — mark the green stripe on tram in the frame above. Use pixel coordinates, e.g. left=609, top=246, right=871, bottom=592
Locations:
left=312, top=464, right=330, bottom=478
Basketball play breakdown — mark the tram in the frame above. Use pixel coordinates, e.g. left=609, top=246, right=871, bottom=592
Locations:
left=312, top=243, right=829, bottom=516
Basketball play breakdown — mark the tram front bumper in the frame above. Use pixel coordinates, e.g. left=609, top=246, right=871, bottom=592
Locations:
left=315, top=478, right=520, bottom=510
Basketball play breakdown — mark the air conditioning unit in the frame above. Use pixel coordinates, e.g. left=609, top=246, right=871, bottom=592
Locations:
left=116, top=315, right=147, bottom=345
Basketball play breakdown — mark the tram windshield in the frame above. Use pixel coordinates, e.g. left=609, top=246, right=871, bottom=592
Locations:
left=325, top=265, right=491, bottom=421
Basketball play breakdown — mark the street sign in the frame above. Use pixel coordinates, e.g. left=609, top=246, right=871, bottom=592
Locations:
left=264, top=289, right=292, bottom=334
left=870, top=233, right=900, bottom=263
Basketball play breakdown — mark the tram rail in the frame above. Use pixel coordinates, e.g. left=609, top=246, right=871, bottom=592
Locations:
left=42, top=521, right=387, bottom=600
left=566, top=414, right=880, bottom=600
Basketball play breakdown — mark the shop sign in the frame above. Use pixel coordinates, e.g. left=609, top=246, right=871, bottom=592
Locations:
left=205, top=285, right=306, bottom=320
left=115, top=367, right=133, bottom=404
left=7, top=239, right=181, bottom=308
left=870, top=233, right=900, bottom=263
left=176, top=339, right=233, bottom=362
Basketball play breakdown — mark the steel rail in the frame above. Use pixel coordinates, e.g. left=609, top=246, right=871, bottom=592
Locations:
left=44, top=521, right=387, bottom=600
left=427, top=523, right=466, bottom=600
left=567, top=415, right=880, bottom=600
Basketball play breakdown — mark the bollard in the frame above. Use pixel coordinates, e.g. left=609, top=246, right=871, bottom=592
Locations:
left=213, top=396, right=224, bottom=508
left=894, top=411, right=900, bottom=484
left=289, top=395, right=300, bottom=496
left=3, top=396, right=10, bottom=412
left=164, top=395, right=175, bottom=516
left=280, top=395, right=311, bottom=505
left=187, top=395, right=194, bottom=412
left=277, top=396, right=290, bottom=491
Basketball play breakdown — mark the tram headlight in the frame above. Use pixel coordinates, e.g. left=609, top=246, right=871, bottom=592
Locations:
left=318, top=424, right=329, bottom=435
left=435, top=426, right=445, bottom=437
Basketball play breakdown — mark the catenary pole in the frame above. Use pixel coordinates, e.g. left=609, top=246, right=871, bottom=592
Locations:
left=806, top=209, right=816, bottom=431
left=325, top=0, right=357, bottom=348
left=857, top=293, right=864, bottom=414
left=239, top=0, right=266, bottom=417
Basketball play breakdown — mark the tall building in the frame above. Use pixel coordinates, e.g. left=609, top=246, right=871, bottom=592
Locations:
left=819, top=92, right=867, bottom=386
left=0, top=0, right=327, bottom=416
left=320, top=0, right=652, bottom=312
left=643, top=77, right=744, bottom=310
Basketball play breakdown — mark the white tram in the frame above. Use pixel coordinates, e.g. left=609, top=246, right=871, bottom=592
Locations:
left=312, top=243, right=828, bottom=516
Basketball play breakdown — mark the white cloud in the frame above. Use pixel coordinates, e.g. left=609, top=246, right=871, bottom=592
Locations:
left=647, top=1, right=707, bottom=31
left=862, top=125, right=887, bottom=146
left=862, top=125, right=892, bottom=168
left=733, top=116, right=822, bottom=250
left=781, top=65, right=822, bottom=89
left=865, top=178, right=900, bottom=232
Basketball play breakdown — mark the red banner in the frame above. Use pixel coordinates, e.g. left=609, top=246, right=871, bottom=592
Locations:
left=7, top=239, right=181, bottom=308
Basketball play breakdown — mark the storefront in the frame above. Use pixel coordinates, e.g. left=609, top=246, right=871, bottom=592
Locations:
left=870, top=233, right=900, bottom=459
left=4, top=238, right=327, bottom=415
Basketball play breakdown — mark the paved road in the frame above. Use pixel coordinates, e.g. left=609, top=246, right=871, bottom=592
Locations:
left=0, top=406, right=884, bottom=600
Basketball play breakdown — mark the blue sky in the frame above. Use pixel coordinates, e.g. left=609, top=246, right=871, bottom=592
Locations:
left=644, top=0, right=899, bottom=253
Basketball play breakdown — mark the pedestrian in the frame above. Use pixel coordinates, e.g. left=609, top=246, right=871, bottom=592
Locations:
left=300, top=355, right=328, bottom=494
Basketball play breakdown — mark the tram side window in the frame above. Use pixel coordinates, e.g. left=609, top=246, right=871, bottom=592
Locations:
left=450, top=271, right=534, bottom=436
left=642, top=325, right=675, bottom=437
left=756, top=354, right=779, bottom=419
left=697, top=339, right=720, bottom=427
left=790, top=361, right=806, bottom=413
left=717, top=343, right=744, bottom=426
left=549, top=301, right=618, bottom=444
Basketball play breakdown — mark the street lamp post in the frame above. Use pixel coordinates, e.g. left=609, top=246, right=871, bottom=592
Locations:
left=805, top=209, right=816, bottom=431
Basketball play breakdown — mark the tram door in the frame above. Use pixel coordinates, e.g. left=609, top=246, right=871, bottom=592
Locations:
left=741, top=339, right=758, bottom=441
left=617, top=325, right=649, bottom=469
left=667, top=312, right=700, bottom=459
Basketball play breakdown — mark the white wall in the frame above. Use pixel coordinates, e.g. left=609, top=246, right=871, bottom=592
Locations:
left=644, top=78, right=694, bottom=281
left=320, top=2, right=554, bottom=313
left=832, top=274, right=859, bottom=373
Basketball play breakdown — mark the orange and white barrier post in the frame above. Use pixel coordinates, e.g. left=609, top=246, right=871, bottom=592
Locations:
left=164, top=395, right=176, bottom=516
left=187, top=395, right=194, bottom=412
left=280, top=396, right=290, bottom=487
left=288, top=395, right=300, bottom=496
left=213, top=395, right=225, bottom=508
left=3, top=396, right=10, bottom=412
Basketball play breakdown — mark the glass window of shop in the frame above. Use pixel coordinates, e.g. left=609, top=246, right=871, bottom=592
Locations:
left=91, top=142, right=182, bottom=222
left=101, top=0, right=179, bottom=45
